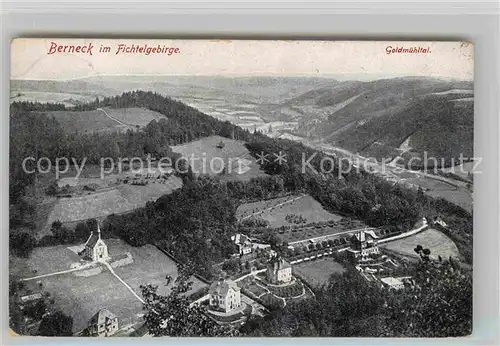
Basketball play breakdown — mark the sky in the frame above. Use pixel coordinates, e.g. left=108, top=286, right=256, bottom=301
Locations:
left=11, top=39, right=474, bottom=81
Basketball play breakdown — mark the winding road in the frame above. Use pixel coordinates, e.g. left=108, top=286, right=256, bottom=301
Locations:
left=96, top=107, right=127, bottom=126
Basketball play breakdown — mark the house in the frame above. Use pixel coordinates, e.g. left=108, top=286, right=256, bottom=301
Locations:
left=432, top=216, right=448, bottom=228
left=346, top=228, right=380, bottom=260
left=208, top=279, right=241, bottom=313
left=19, top=293, right=43, bottom=304
left=83, top=224, right=110, bottom=261
left=231, top=233, right=271, bottom=263
left=87, top=308, right=119, bottom=337
left=266, top=256, right=292, bottom=284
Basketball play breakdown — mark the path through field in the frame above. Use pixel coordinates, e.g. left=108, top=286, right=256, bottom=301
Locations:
left=97, top=107, right=127, bottom=125
left=288, top=226, right=379, bottom=246
left=21, top=262, right=96, bottom=281
left=101, top=261, right=145, bottom=304
left=22, top=258, right=145, bottom=304
left=239, top=194, right=307, bottom=221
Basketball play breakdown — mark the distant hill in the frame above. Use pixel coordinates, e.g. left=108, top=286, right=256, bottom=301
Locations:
left=11, top=76, right=336, bottom=105
left=10, top=79, right=118, bottom=98
left=284, top=77, right=473, bottom=165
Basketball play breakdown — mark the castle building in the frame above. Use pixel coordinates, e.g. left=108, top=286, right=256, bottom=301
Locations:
left=266, top=256, right=292, bottom=284
left=208, top=279, right=241, bottom=313
left=84, top=224, right=109, bottom=261
left=346, top=228, right=379, bottom=260
left=87, top=308, right=119, bottom=337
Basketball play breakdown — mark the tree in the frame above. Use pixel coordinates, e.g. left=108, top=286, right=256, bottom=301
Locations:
left=383, top=257, right=472, bottom=337
left=24, top=300, right=47, bottom=320
left=222, top=258, right=240, bottom=273
left=140, top=264, right=236, bottom=336
left=52, top=226, right=75, bottom=244
left=74, top=222, right=90, bottom=241
left=38, top=311, right=73, bottom=336
left=51, top=220, right=62, bottom=231
left=46, top=181, right=59, bottom=196
left=9, top=231, right=36, bottom=257
left=86, top=218, right=98, bottom=231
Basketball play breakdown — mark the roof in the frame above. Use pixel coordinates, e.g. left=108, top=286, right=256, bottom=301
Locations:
left=20, top=293, right=42, bottom=303
left=354, top=229, right=379, bottom=242
left=89, top=308, right=117, bottom=325
left=268, top=257, right=291, bottom=271
left=208, top=279, right=240, bottom=296
left=86, top=224, right=104, bottom=248
left=364, top=230, right=379, bottom=239
left=380, top=277, right=404, bottom=287
left=355, top=231, right=366, bottom=242
left=86, top=233, right=100, bottom=248
left=279, top=259, right=291, bottom=269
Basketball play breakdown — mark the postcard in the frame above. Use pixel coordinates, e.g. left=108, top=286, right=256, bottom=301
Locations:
left=9, top=39, right=474, bottom=337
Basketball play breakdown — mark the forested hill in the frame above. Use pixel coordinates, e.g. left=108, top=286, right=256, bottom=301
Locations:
left=287, top=77, right=473, bottom=165
left=10, top=91, right=473, bottom=273
left=9, top=90, right=473, bottom=338
left=9, top=91, right=253, bottom=205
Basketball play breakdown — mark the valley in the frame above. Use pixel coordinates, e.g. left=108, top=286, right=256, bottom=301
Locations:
left=9, top=85, right=474, bottom=338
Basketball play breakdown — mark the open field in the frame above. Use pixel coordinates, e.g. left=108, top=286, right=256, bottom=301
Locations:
left=45, top=178, right=182, bottom=227
left=398, top=173, right=472, bottom=213
left=109, top=240, right=207, bottom=297
left=36, top=109, right=131, bottom=133
left=102, top=107, right=165, bottom=127
left=236, top=194, right=343, bottom=228
left=36, top=107, right=165, bottom=134
left=381, top=228, right=460, bottom=261
left=38, top=266, right=145, bottom=333
left=294, top=258, right=346, bottom=287
left=277, top=223, right=363, bottom=245
left=33, top=163, right=182, bottom=237
left=440, top=161, right=475, bottom=181
left=171, top=135, right=267, bottom=182
left=11, top=239, right=206, bottom=333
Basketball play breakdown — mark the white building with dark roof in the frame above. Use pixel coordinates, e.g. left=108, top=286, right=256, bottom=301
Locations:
left=208, top=279, right=241, bottom=313
left=87, top=308, right=119, bottom=337
left=83, top=224, right=109, bottom=261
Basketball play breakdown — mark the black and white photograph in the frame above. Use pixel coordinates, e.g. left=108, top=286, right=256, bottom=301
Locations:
left=9, top=39, right=474, bottom=337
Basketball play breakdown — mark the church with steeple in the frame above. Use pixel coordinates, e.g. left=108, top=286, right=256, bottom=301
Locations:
left=83, top=223, right=110, bottom=261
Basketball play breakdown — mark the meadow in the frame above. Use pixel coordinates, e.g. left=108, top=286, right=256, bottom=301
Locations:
left=293, top=257, right=346, bottom=287
left=99, top=107, right=166, bottom=127
left=12, top=239, right=207, bottom=334
left=39, top=107, right=165, bottom=133
left=171, top=135, right=267, bottom=182
left=380, top=228, right=461, bottom=261
left=43, top=177, right=182, bottom=233
left=236, top=194, right=343, bottom=228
